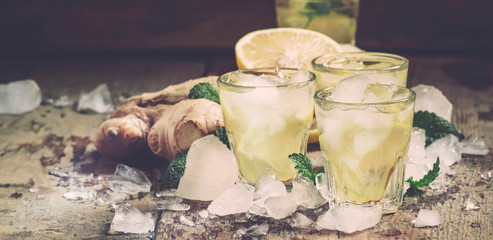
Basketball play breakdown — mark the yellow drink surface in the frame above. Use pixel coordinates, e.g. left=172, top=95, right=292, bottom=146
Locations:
left=220, top=89, right=313, bottom=184
left=320, top=122, right=411, bottom=203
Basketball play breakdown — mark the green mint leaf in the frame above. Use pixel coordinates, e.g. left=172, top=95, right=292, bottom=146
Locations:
left=214, top=126, right=230, bottom=149
left=289, top=153, right=316, bottom=184
left=413, top=111, right=464, bottom=147
left=160, top=149, right=188, bottom=190
left=405, top=158, right=440, bottom=197
left=188, top=82, right=220, bottom=104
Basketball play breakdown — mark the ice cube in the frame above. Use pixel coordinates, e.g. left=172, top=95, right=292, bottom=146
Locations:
left=157, top=197, right=190, bottom=211
left=110, top=202, right=155, bottom=234
left=253, top=169, right=287, bottom=204
left=264, top=196, right=298, bottom=219
left=290, top=69, right=311, bottom=84
left=0, top=79, right=41, bottom=114
left=177, top=135, right=238, bottom=201
left=156, top=189, right=177, bottom=198
left=330, top=75, right=370, bottom=103
left=405, top=128, right=431, bottom=181
left=207, top=183, right=254, bottom=216
left=289, top=177, right=326, bottom=209
left=459, top=135, right=489, bottom=155
left=234, top=223, right=269, bottom=238
left=76, top=83, right=114, bottom=113
left=426, top=135, right=461, bottom=175
left=412, top=84, right=453, bottom=122
left=108, top=164, right=152, bottom=194
left=95, top=191, right=126, bottom=205
left=464, top=197, right=480, bottom=211
left=316, top=204, right=382, bottom=233
left=412, top=209, right=440, bottom=227
left=53, top=95, right=74, bottom=108
left=179, top=215, right=195, bottom=226
left=481, top=171, right=492, bottom=181
left=291, top=212, right=314, bottom=228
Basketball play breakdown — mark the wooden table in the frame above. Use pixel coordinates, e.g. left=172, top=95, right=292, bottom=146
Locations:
left=0, top=52, right=491, bottom=239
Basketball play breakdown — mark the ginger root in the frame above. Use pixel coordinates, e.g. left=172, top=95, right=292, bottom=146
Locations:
left=95, top=105, right=167, bottom=159
left=95, top=76, right=223, bottom=161
left=147, top=98, right=224, bottom=161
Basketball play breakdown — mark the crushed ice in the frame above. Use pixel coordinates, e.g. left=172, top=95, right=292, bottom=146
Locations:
left=0, top=79, right=42, bottom=114
left=108, top=164, right=152, bottom=194
left=412, top=84, right=453, bottom=122
left=412, top=209, right=441, bottom=227
left=464, top=197, right=480, bottom=211
left=316, top=204, right=382, bottom=233
left=110, top=202, right=155, bottom=234
left=76, top=83, right=115, bottom=113
left=234, top=223, right=269, bottom=238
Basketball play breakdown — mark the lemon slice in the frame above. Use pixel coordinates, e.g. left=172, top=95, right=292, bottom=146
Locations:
left=235, top=28, right=343, bottom=69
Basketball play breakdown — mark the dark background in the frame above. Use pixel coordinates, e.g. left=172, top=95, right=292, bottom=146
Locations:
left=1, top=0, right=492, bottom=56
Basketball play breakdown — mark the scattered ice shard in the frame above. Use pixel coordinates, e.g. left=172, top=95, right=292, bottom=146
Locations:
left=157, top=197, right=190, bottom=211
left=110, top=202, right=155, bottom=234
left=0, top=79, right=41, bottom=114
left=316, top=204, right=382, bottom=233
left=412, top=84, right=453, bottom=122
left=481, top=171, right=492, bottom=181
left=156, top=189, right=177, bottom=198
left=291, top=212, right=314, bottom=228
left=53, top=95, right=74, bottom=108
left=249, top=169, right=287, bottom=216
left=207, top=183, right=254, bottom=216
left=108, top=164, right=152, bottom=194
left=253, top=169, right=287, bottom=203
left=179, top=215, right=195, bottom=227
left=405, top=128, right=430, bottom=181
left=95, top=191, right=126, bottom=205
left=264, top=196, right=297, bottom=219
left=464, top=198, right=480, bottom=210
left=459, top=135, right=489, bottom=155
left=77, top=83, right=114, bottom=113
left=196, top=210, right=209, bottom=224
left=412, top=209, right=441, bottom=227
left=289, top=177, right=326, bottom=209
left=234, top=223, right=269, bottom=238
left=426, top=135, right=461, bottom=176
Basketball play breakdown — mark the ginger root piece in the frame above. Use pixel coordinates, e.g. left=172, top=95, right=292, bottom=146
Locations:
left=95, top=105, right=168, bottom=159
left=120, top=76, right=218, bottom=108
left=147, top=98, right=224, bottom=162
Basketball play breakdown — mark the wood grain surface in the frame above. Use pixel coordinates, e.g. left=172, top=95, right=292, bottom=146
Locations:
left=0, top=52, right=491, bottom=239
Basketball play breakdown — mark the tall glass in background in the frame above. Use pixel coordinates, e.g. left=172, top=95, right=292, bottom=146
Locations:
left=312, top=52, right=409, bottom=90
left=217, top=68, right=316, bottom=184
left=314, top=83, right=416, bottom=213
left=275, top=0, right=360, bottom=45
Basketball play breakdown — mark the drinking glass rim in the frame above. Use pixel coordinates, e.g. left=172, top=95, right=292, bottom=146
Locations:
left=311, top=52, right=409, bottom=74
left=217, top=67, right=317, bottom=90
left=314, top=84, right=416, bottom=106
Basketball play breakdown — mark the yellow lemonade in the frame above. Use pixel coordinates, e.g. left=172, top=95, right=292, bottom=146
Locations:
left=218, top=68, right=316, bottom=184
left=312, top=52, right=409, bottom=90
left=314, top=82, right=415, bottom=213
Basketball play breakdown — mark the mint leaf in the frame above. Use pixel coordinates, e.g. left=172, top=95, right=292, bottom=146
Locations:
left=413, top=111, right=464, bottom=147
left=289, top=153, right=323, bottom=184
left=214, top=126, right=230, bottom=149
left=405, top=158, right=440, bottom=197
left=188, top=82, right=220, bottom=104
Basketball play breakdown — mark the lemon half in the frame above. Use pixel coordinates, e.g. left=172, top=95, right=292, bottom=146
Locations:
left=235, top=28, right=343, bottom=70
